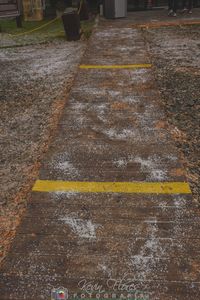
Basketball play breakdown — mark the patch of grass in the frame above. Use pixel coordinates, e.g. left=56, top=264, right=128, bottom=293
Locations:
left=0, top=15, right=96, bottom=47
left=0, top=18, right=65, bottom=47
left=0, top=17, right=63, bottom=35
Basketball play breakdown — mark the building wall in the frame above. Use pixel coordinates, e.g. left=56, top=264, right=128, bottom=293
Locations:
left=88, top=0, right=200, bottom=11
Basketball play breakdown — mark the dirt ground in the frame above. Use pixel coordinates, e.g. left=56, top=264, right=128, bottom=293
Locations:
left=0, top=40, right=86, bottom=263
left=144, top=25, right=200, bottom=202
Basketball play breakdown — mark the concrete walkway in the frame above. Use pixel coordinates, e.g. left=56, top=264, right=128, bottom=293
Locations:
left=1, top=16, right=200, bottom=300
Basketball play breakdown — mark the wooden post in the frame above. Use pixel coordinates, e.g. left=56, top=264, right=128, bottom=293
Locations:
left=16, top=15, right=22, bottom=27
left=148, top=0, right=153, bottom=9
left=22, top=0, right=43, bottom=21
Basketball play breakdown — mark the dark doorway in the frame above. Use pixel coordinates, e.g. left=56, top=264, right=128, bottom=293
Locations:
left=127, top=0, right=168, bottom=11
left=127, top=0, right=200, bottom=10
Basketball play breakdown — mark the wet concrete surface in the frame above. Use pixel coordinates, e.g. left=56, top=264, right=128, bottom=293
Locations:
left=1, top=13, right=200, bottom=300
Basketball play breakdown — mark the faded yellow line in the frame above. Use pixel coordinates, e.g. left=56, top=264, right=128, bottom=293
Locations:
left=32, top=180, right=191, bottom=194
left=79, top=64, right=152, bottom=69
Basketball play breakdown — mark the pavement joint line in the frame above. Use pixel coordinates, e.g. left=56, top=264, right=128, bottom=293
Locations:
left=32, top=180, right=191, bottom=194
left=135, top=20, right=200, bottom=29
left=79, top=64, right=152, bottom=69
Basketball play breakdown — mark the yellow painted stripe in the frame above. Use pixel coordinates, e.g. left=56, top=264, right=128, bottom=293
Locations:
left=32, top=180, right=191, bottom=194
left=79, top=64, right=152, bottom=69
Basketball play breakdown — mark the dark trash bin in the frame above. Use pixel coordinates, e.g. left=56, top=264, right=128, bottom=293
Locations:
left=62, top=10, right=81, bottom=41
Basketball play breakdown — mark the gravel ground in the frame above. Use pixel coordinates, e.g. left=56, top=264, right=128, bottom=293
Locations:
left=144, top=25, right=200, bottom=202
left=0, top=40, right=86, bottom=263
